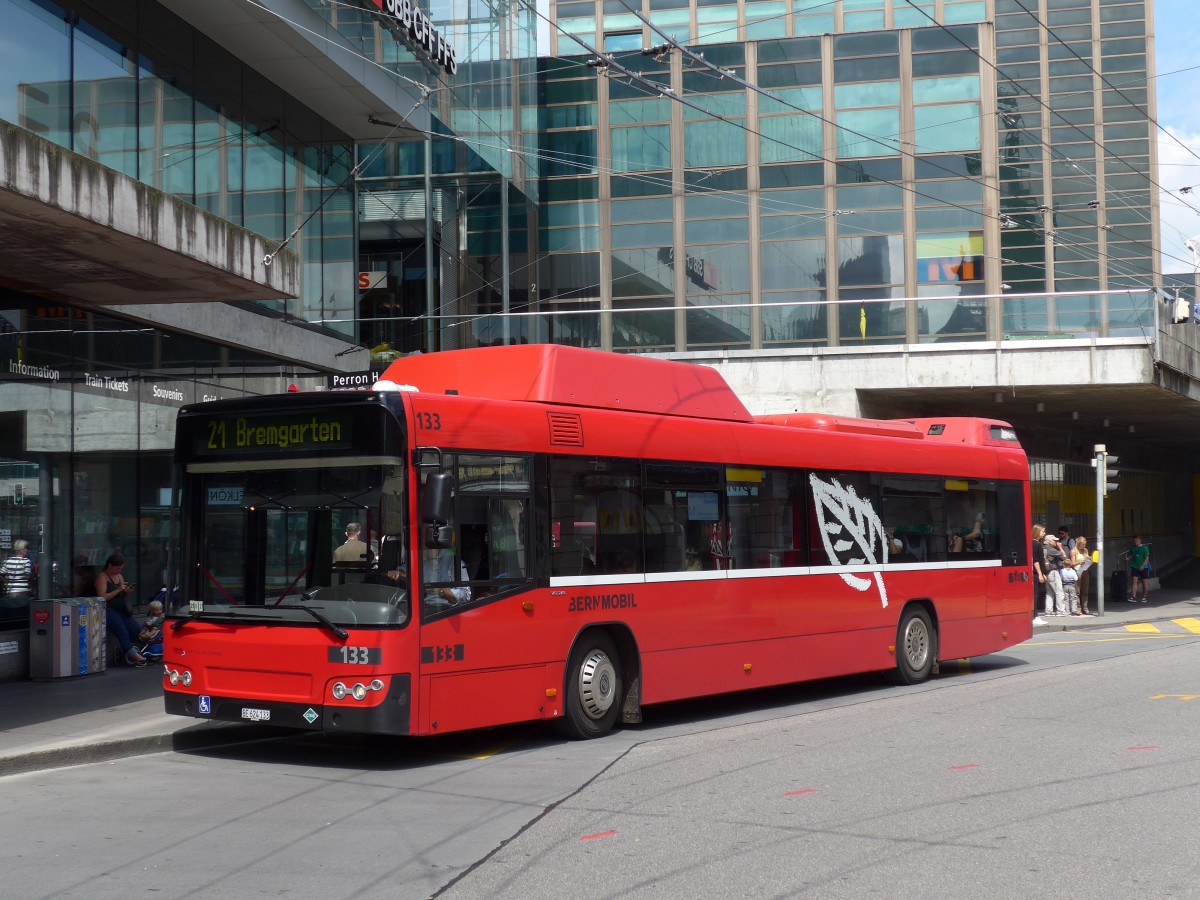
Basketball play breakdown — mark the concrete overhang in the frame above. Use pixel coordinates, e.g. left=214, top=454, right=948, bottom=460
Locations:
left=0, top=124, right=299, bottom=307
left=104, top=301, right=367, bottom=375
left=158, top=0, right=434, bottom=142
left=680, top=335, right=1200, bottom=470
left=848, top=331, right=1200, bottom=468
left=855, top=378, right=1200, bottom=468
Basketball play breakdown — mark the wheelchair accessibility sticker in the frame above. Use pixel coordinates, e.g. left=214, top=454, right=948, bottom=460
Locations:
left=199, top=696, right=212, bottom=715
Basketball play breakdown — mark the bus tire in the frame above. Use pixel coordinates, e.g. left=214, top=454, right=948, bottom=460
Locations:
left=890, top=606, right=935, bottom=685
left=558, top=632, right=622, bottom=739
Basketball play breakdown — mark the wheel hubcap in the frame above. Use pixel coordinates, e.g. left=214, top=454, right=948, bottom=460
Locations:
left=578, top=649, right=616, bottom=719
left=904, top=618, right=929, bottom=670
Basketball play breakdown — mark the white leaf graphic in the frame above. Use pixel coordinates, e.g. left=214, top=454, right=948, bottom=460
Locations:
left=809, top=474, right=889, bottom=608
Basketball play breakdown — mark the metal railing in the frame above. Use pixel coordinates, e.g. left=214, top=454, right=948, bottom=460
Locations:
left=350, top=288, right=1160, bottom=352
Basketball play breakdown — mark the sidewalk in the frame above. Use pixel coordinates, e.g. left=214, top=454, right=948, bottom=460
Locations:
left=0, top=663, right=258, bottom=777
left=1031, top=582, right=1200, bottom=632
left=2, top=580, right=1198, bottom=777
left=1033, top=556, right=1200, bottom=633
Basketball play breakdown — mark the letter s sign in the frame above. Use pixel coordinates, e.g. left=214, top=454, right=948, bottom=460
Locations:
left=359, top=271, right=386, bottom=291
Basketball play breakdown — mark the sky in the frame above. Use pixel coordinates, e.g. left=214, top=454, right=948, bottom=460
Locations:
left=1152, top=0, right=1200, bottom=275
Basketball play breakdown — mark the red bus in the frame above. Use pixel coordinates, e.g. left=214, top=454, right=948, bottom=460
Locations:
left=163, top=345, right=1031, bottom=739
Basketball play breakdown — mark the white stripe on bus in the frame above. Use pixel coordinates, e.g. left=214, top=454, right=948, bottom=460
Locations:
left=550, top=558, right=1003, bottom=588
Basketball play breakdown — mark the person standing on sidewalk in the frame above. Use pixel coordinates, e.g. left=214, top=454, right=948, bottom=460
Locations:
left=1061, top=548, right=1081, bottom=615
left=1031, top=525, right=1048, bottom=626
left=1, top=539, right=35, bottom=600
left=1043, top=532, right=1068, bottom=616
left=1128, top=535, right=1151, bottom=602
left=1072, top=535, right=1093, bottom=615
left=1056, top=525, right=1076, bottom=554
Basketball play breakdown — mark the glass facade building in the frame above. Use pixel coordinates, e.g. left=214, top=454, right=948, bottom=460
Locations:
left=2, top=0, right=360, bottom=330
left=520, top=0, right=1157, bottom=351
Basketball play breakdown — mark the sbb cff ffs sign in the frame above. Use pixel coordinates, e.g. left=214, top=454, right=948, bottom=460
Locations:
left=369, top=0, right=458, bottom=75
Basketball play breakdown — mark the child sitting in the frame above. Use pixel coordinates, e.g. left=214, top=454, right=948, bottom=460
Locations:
left=137, top=599, right=165, bottom=661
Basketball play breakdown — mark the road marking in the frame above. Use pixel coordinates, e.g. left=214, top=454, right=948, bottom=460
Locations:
left=469, top=740, right=521, bottom=760
left=1125, top=623, right=1162, bottom=633
left=442, top=739, right=522, bottom=761
left=949, top=764, right=980, bottom=770
left=1029, top=634, right=1192, bottom=645
left=937, top=658, right=973, bottom=676
left=1174, top=617, right=1200, bottom=634
left=1127, top=745, right=1159, bottom=751
left=581, top=830, right=618, bottom=841
left=785, top=789, right=817, bottom=797
left=1150, top=693, right=1199, bottom=701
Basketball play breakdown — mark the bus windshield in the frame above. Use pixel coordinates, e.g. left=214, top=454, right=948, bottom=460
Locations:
left=185, top=461, right=409, bottom=628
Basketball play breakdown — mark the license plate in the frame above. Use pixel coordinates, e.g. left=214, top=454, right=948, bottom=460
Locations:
left=241, top=708, right=271, bottom=722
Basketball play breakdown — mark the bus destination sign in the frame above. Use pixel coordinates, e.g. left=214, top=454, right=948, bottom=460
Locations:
left=195, top=413, right=352, bottom=455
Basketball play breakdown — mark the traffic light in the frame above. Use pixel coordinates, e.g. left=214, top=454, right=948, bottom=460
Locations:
left=13, top=483, right=22, bottom=505
left=1104, top=454, right=1120, bottom=495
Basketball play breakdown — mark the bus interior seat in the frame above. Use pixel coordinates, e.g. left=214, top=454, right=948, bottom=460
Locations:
left=332, top=560, right=370, bottom=584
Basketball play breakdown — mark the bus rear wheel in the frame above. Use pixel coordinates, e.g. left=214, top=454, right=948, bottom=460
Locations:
left=558, top=632, right=622, bottom=739
left=891, top=607, right=935, bottom=685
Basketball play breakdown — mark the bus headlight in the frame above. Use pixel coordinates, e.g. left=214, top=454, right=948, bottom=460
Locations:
left=164, top=666, right=192, bottom=687
left=331, top=679, right=387, bottom=702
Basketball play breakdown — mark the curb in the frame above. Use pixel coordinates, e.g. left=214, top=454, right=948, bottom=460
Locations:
left=1033, top=608, right=1191, bottom=634
left=0, top=722, right=277, bottom=778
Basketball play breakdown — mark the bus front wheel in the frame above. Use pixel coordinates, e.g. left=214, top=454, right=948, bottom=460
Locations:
left=891, top=607, right=935, bottom=685
left=558, top=632, right=622, bottom=739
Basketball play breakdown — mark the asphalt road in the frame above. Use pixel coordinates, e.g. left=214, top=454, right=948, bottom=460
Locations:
left=3, top=625, right=1198, bottom=900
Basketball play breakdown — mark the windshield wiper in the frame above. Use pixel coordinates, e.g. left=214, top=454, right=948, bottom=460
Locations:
left=171, top=605, right=348, bottom=640
left=272, top=605, right=349, bottom=640
left=171, top=608, right=250, bottom=631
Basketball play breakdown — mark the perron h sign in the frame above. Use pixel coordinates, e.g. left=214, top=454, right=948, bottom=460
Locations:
left=369, top=0, right=458, bottom=76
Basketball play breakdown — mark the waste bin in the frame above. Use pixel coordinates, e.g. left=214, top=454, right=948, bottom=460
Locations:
left=1110, top=569, right=1128, bottom=604
left=29, top=597, right=107, bottom=681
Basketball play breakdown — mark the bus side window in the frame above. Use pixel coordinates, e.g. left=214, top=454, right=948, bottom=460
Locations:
left=725, top=468, right=804, bottom=570
left=549, top=455, right=640, bottom=577
left=488, top=497, right=528, bottom=580
left=995, top=481, right=1027, bottom=566
left=808, top=469, right=878, bottom=566
left=880, top=475, right=944, bottom=563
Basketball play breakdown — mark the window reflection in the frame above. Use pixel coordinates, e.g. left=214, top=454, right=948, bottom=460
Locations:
left=2, top=2, right=71, bottom=144
left=73, top=25, right=138, bottom=178
left=762, top=291, right=827, bottom=347
left=614, top=299, right=676, bottom=350
left=686, top=295, right=750, bottom=349
left=612, top=126, right=669, bottom=172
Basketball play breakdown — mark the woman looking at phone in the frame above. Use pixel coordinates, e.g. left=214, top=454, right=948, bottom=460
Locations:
left=95, top=554, right=146, bottom=667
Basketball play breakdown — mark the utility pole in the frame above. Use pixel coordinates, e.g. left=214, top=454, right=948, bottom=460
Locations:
left=1093, top=443, right=1120, bottom=616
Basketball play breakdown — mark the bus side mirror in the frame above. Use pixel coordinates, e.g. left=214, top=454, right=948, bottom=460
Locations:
left=424, top=524, right=454, bottom=549
left=422, top=472, right=454, bottom=525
